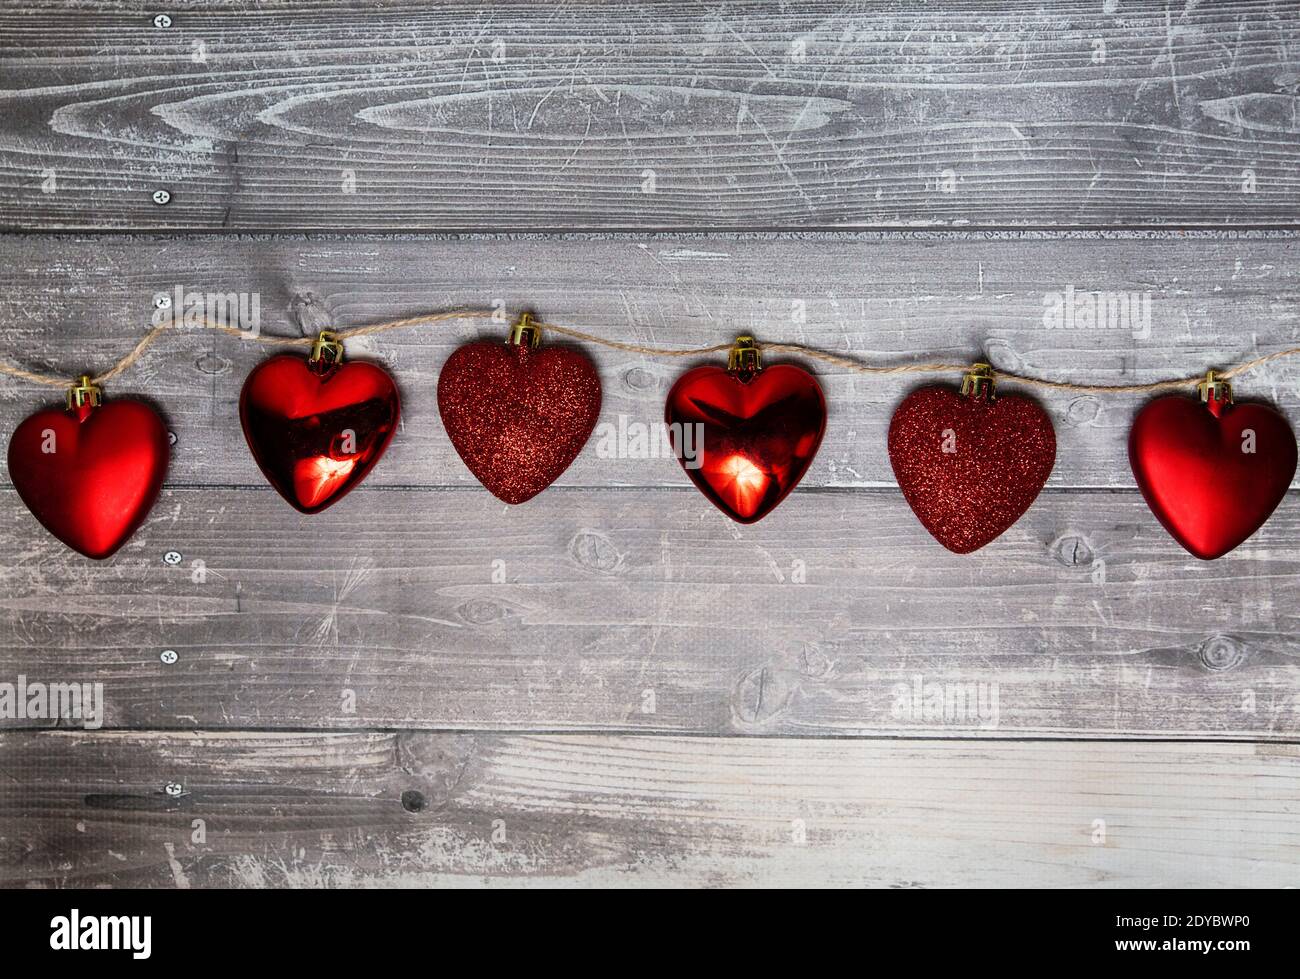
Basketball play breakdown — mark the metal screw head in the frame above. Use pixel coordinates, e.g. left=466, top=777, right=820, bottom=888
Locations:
left=164, top=782, right=184, bottom=797
left=167, top=430, right=178, bottom=446
left=152, top=189, right=171, bottom=205
left=160, top=649, right=178, bottom=665
left=153, top=292, right=172, bottom=309
left=153, top=14, right=172, bottom=28
left=163, top=550, right=183, bottom=565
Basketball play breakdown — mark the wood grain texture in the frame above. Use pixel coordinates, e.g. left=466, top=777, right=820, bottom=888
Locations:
left=3, top=1, right=1299, bottom=891
left=2, top=487, right=1296, bottom=737
left=2, top=1, right=1299, bottom=231
left=2, top=731, right=1296, bottom=887
left=1, top=231, right=1298, bottom=490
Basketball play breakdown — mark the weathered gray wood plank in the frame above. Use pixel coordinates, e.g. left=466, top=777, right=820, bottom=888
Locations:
left=2, top=1, right=1298, bottom=231
left=2, top=731, right=1295, bottom=887
left=2, top=231, right=1298, bottom=490
left=2, top=487, right=1296, bottom=737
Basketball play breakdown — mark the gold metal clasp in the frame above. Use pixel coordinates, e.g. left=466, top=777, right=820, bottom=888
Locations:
left=960, top=362, right=996, bottom=400
left=507, top=311, right=542, bottom=349
left=66, top=374, right=102, bottom=410
left=727, top=336, right=762, bottom=379
left=1198, top=369, right=1233, bottom=407
left=309, top=330, right=345, bottom=370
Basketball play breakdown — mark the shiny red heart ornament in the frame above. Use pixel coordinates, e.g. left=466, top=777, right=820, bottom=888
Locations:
left=1129, top=393, right=1296, bottom=559
left=240, top=354, right=400, bottom=513
left=888, top=385, right=1056, bottom=553
left=665, top=360, right=826, bottom=523
left=8, top=398, right=169, bottom=559
left=438, top=337, right=602, bottom=504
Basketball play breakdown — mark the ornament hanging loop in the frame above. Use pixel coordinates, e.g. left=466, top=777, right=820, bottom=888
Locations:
left=309, top=331, right=345, bottom=372
left=508, top=311, right=542, bottom=349
left=66, top=374, right=102, bottom=411
left=960, top=363, right=996, bottom=400
left=1198, top=369, right=1233, bottom=410
left=727, top=336, right=762, bottom=381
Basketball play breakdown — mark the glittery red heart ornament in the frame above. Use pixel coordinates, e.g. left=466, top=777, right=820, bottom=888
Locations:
left=8, top=383, right=169, bottom=559
left=437, top=316, right=602, bottom=504
left=888, top=368, right=1056, bottom=553
left=1129, top=377, right=1296, bottom=560
left=240, top=335, right=400, bottom=513
left=664, top=337, right=825, bottom=523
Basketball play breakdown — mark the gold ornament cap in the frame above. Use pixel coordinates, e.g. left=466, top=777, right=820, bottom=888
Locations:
left=309, top=330, right=345, bottom=370
left=960, top=363, right=996, bottom=400
left=66, top=374, right=102, bottom=410
left=508, top=311, right=542, bottom=349
left=1198, top=369, right=1233, bottom=406
left=727, top=336, right=762, bottom=380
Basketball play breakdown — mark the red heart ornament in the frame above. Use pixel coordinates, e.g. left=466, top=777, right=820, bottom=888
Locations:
left=8, top=396, right=169, bottom=559
left=888, top=381, right=1056, bottom=553
left=438, top=329, right=601, bottom=504
left=240, top=352, right=400, bottom=513
left=1129, top=391, right=1296, bottom=559
left=665, top=345, right=826, bottom=523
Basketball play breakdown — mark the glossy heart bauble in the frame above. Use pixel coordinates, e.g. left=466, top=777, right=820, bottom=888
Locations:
left=888, top=383, right=1056, bottom=553
left=438, top=333, right=601, bottom=504
left=8, top=397, right=169, bottom=559
left=1129, top=393, right=1296, bottom=559
left=665, top=355, right=826, bottom=523
left=240, top=353, right=400, bottom=513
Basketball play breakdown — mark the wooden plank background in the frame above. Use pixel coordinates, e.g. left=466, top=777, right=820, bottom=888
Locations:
left=2, top=487, right=1298, bottom=738
left=0, top=1, right=1297, bottom=887
left=3, top=733, right=1297, bottom=887
left=1, top=0, right=1299, bottom=230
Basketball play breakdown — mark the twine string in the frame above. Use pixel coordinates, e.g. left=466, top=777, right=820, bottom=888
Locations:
left=1, top=308, right=1298, bottom=396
